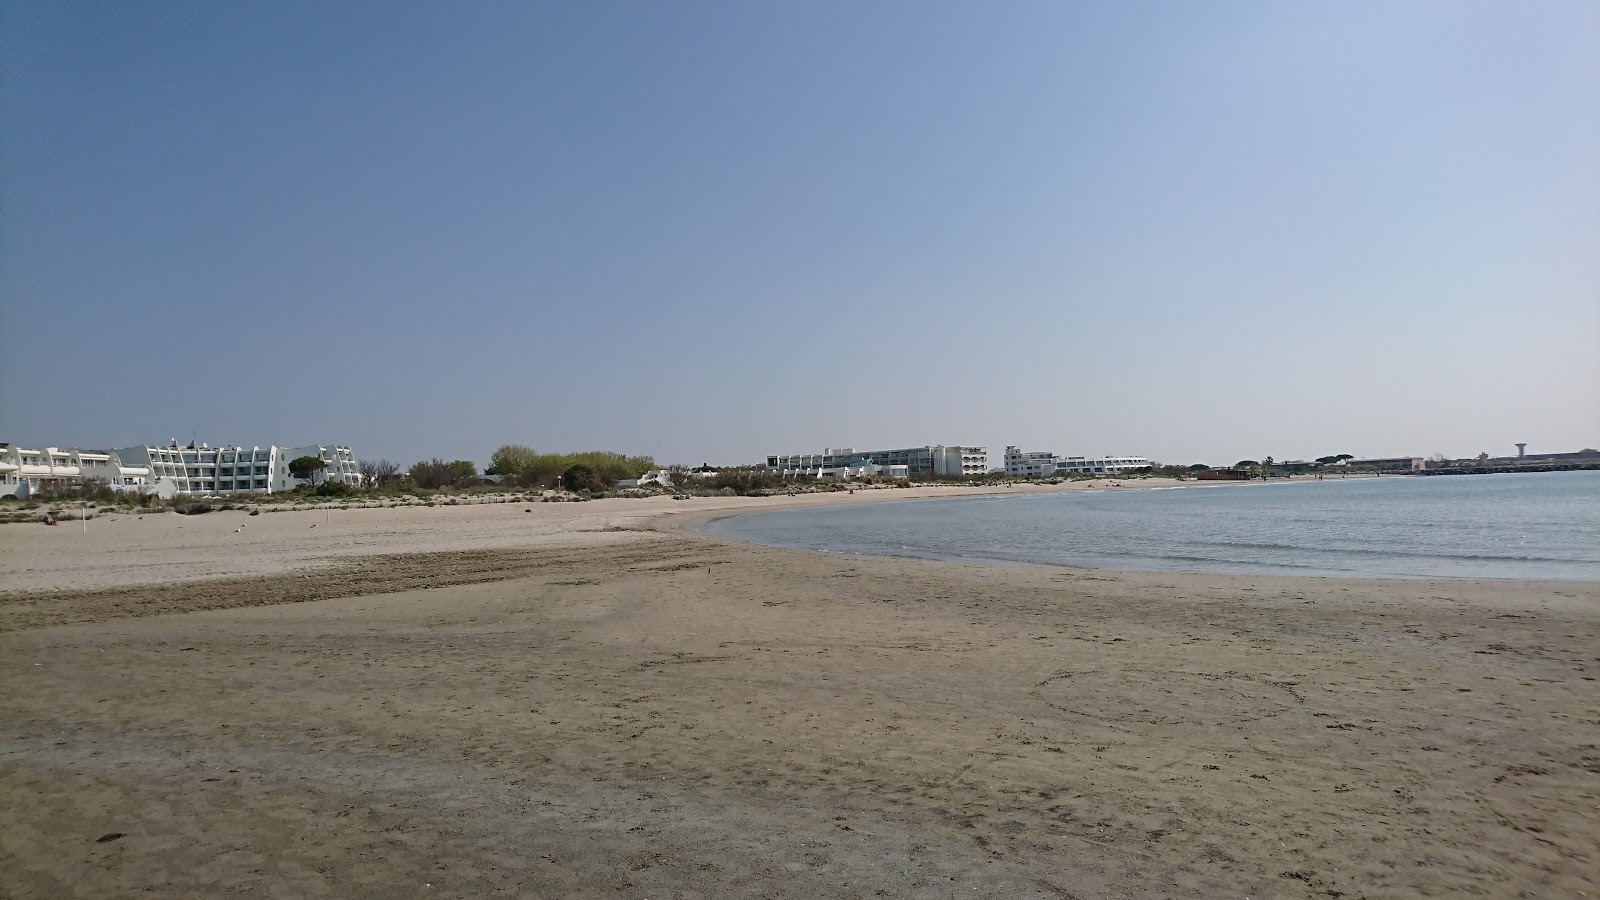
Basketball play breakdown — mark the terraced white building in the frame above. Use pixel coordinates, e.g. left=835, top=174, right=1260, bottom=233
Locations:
left=1054, top=455, right=1152, bottom=475
left=109, top=443, right=359, bottom=496
left=0, top=441, right=359, bottom=498
left=0, top=445, right=151, bottom=498
left=765, top=445, right=986, bottom=479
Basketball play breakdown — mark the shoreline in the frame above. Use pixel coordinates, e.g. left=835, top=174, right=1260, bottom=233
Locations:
left=688, top=475, right=1600, bottom=586
left=3, top=476, right=1596, bottom=897
left=2, top=476, right=1213, bottom=597
left=3, top=473, right=1591, bottom=627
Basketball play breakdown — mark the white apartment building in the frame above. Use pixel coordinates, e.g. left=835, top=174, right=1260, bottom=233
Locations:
left=0, top=444, right=152, bottom=498
left=109, top=443, right=360, bottom=496
left=1055, top=455, right=1152, bottom=475
left=0, top=440, right=359, bottom=498
left=1003, top=446, right=1058, bottom=478
left=766, top=445, right=986, bottom=478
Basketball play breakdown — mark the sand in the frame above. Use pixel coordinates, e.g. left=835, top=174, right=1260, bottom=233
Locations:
left=2, top=485, right=1596, bottom=898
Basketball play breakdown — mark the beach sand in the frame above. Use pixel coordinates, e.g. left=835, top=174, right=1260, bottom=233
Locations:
left=2, top=487, right=1596, bottom=898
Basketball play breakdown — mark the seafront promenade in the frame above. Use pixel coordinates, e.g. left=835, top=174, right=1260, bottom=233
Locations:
left=2, top=487, right=1596, bottom=898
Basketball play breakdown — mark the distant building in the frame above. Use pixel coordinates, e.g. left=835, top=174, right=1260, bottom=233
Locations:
left=1345, top=456, right=1423, bottom=473
left=0, top=444, right=152, bottom=498
left=765, top=445, right=985, bottom=479
left=1196, top=468, right=1252, bottom=481
left=1055, top=455, right=1152, bottom=476
left=1270, top=460, right=1319, bottom=474
left=1003, top=446, right=1057, bottom=478
left=1427, top=447, right=1600, bottom=472
left=1478, top=447, right=1599, bottom=466
left=104, top=442, right=360, bottom=497
left=1005, top=447, right=1152, bottom=478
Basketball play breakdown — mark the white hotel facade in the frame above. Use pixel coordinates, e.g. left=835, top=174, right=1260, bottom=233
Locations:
left=1054, top=455, right=1152, bottom=475
left=0, top=441, right=358, bottom=499
left=766, top=445, right=987, bottom=479
left=109, top=443, right=359, bottom=496
left=1002, top=446, right=1153, bottom=477
left=1002, top=446, right=1058, bottom=478
left=0, top=446, right=148, bottom=498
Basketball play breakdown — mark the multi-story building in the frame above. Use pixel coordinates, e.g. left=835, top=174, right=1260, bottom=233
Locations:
left=766, top=445, right=986, bottom=479
left=108, top=442, right=360, bottom=495
left=1055, top=455, right=1152, bottom=476
left=1344, top=456, right=1423, bottom=473
left=0, top=440, right=359, bottom=498
left=0, top=444, right=153, bottom=498
left=1003, top=446, right=1058, bottom=478
left=1441, top=447, right=1600, bottom=468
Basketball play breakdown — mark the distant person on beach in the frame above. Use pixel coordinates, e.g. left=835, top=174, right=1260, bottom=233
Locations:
left=43, top=514, right=57, bottom=526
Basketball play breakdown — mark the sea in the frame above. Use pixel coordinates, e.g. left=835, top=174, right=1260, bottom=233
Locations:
left=704, top=470, right=1600, bottom=581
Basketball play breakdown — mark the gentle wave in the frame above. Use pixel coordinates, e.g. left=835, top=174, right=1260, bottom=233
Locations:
left=1182, top=540, right=1573, bottom=564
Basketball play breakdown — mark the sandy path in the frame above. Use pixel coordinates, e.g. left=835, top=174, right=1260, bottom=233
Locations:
left=2, top=490, right=1597, bottom=898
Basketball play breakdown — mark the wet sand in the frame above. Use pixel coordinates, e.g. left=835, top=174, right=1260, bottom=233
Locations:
left=2, top=491, right=1596, bottom=898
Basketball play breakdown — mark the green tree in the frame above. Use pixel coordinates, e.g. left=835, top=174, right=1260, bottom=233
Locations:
left=1188, top=463, right=1211, bottom=471
left=288, top=456, right=327, bottom=484
left=489, top=444, right=540, bottom=482
left=1234, top=460, right=1260, bottom=469
left=562, top=463, right=606, bottom=493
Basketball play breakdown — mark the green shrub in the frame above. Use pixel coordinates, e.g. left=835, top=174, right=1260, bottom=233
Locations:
left=698, top=467, right=783, bottom=495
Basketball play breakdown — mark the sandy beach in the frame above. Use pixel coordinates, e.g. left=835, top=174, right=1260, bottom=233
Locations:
left=2, top=484, right=1596, bottom=898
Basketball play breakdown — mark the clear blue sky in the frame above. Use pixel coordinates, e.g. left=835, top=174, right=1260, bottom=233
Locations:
left=4, top=1, right=1596, bottom=467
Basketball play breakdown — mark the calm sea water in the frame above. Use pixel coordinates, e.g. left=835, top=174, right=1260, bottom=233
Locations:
left=705, top=470, right=1600, bottom=581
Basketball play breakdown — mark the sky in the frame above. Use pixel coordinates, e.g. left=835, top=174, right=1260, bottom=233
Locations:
left=3, top=1, right=1597, bottom=468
